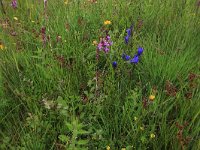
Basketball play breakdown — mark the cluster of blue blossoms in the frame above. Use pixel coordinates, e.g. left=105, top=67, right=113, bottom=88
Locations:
left=122, top=46, right=143, bottom=64
left=112, top=25, right=144, bottom=68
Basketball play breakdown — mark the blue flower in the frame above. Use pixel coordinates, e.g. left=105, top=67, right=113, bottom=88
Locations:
left=137, top=47, right=143, bottom=56
left=122, top=53, right=131, bottom=61
left=126, top=28, right=131, bottom=37
left=130, top=55, right=139, bottom=64
left=112, top=61, right=117, bottom=68
left=124, top=24, right=134, bottom=44
left=125, top=36, right=129, bottom=44
left=125, top=55, right=131, bottom=61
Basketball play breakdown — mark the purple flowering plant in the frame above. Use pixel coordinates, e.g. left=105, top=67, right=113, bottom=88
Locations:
left=95, top=22, right=144, bottom=76
left=11, top=0, right=17, bottom=9
left=97, top=35, right=113, bottom=53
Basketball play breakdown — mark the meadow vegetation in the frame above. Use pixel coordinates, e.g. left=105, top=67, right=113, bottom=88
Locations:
left=0, top=0, right=200, bottom=149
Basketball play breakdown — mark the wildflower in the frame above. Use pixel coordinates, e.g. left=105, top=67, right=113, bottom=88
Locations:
left=124, top=24, right=134, bottom=44
left=97, top=42, right=103, bottom=50
left=106, top=146, right=111, bottom=150
left=104, top=47, right=109, bottom=53
left=150, top=133, right=156, bottom=139
left=140, top=126, right=144, bottom=131
left=31, top=20, right=35, bottom=23
left=64, top=0, right=68, bottom=5
left=92, top=40, right=98, bottom=45
left=112, top=61, right=117, bottom=68
left=126, top=28, right=131, bottom=37
left=130, top=55, right=139, bottom=64
left=137, top=47, right=144, bottom=56
left=97, top=35, right=112, bottom=53
left=124, top=36, right=129, bottom=44
left=0, top=44, right=4, bottom=50
left=121, top=148, right=126, bottom=150
left=11, top=0, right=17, bottom=9
left=104, top=20, right=111, bottom=25
left=149, top=95, right=155, bottom=101
left=122, top=53, right=131, bottom=61
left=13, top=17, right=18, bottom=21
left=125, top=55, right=131, bottom=61
left=105, top=35, right=111, bottom=41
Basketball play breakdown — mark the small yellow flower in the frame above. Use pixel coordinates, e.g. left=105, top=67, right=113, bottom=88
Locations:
left=106, top=146, right=111, bottom=150
left=0, top=44, right=4, bottom=50
left=149, top=95, right=155, bottom=101
left=121, top=148, right=126, bottom=150
left=64, top=0, right=68, bottom=5
left=92, top=40, right=98, bottom=45
left=134, top=116, right=138, bottom=121
left=13, top=17, right=18, bottom=21
left=150, top=133, right=156, bottom=139
left=140, top=126, right=144, bottom=131
left=104, top=20, right=111, bottom=25
left=31, top=20, right=35, bottom=23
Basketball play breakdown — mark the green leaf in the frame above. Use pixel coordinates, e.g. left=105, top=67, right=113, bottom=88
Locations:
left=58, top=135, right=70, bottom=143
left=77, top=139, right=88, bottom=145
left=66, top=122, right=73, bottom=131
left=77, top=129, right=90, bottom=135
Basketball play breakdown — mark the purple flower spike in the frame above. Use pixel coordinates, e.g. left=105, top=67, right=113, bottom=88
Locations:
left=106, top=35, right=111, bottom=41
left=11, top=0, right=17, bottom=8
left=137, top=47, right=144, bottom=56
left=97, top=42, right=103, bottom=50
left=130, top=55, right=139, bottom=64
left=104, top=41, right=110, bottom=47
left=97, top=34, right=112, bottom=53
left=104, top=47, right=110, bottom=53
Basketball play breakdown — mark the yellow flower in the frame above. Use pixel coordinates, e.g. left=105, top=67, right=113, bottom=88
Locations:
left=121, top=148, right=126, bottom=150
left=13, top=17, right=18, bottom=21
left=149, top=95, right=155, bottom=101
left=150, top=133, right=156, bottom=139
left=134, top=116, right=138, bottom=121
left=140, top=126, right=144, bottom=131
left=0, top=43, right=4, bottom=50
left=31, top=20, right=35, bottom=23
left=64, top=0, right=68, bottom=5
left=104, top=20, right=111, bottom=25
left=106, top=146, right=111, bottom=150
left=92, top=40, right=98, bottom=45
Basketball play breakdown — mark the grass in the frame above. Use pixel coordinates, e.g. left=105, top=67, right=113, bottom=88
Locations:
left=0, top=0, right=200, bottom=149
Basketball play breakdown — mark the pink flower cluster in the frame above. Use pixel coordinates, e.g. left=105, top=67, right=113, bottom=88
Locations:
left=97, top=35, right=112, bottom=53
